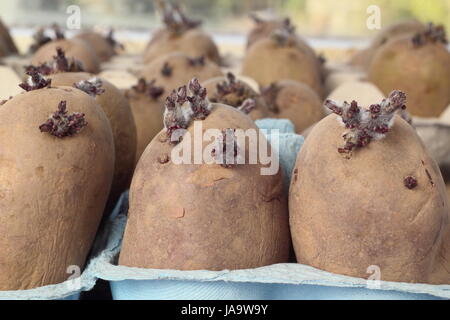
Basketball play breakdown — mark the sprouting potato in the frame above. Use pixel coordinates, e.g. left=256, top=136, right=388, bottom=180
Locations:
left=261, top=79, right=325, bottom=133
left=369, top=23, right=450, bottom=117
left=30, top=48, right=138, bottom=204
left=202, top=72, right=270, bottom=120
left=0, top=74, right=114, bottom=290
left=140, top=52, right=223, bottom=94
left=74, top=30, right=122, bottom=62
left=32, top=37, right=100, bottom=74
left=143, top=2, right=220, bottom=65
left=349, top=19, right=426, bottom=69
left=125, top=78, right=166, bottom=162
left=289, top=90, right=450, bottom=283
left=242, top=27, right=323, bottom=96
left=119, top=78, right=291, bottom=270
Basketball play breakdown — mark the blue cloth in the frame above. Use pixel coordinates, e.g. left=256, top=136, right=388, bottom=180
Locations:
left=256, top=118, right=304, bottom=187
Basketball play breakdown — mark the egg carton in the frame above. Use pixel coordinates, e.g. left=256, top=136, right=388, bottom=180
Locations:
left=86, top=119, right=449, bottom=300
left=0, top=267, right=95, bottom=300
left=3, top=118, right=449, bottom=300
left=87, top=191, right=450, bottom=300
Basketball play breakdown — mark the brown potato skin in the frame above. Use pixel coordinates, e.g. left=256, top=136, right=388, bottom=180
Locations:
left=348, top=48, right=373, bottom=70
left=242, top=37, right=323, bottom=96
left=326, top=81, right=386, bottom=110
left=246, top=19, right=318, bottom=68
left=0, top=87, right=115, bottom=290
left=140, top=52, right=223, bottom=94
left=0, top=19, right=18, bottom=56
left=74, top=32, right=115, bottom=62
left=268, top=80, right=324, bottom=133
left=119, top=104, right=290, bottom=270
left=247, top=20, right=315, bottom=51
left=49, top=72, right=137, bottom=204
left=430, top=183, right=450, bottom=284
left=144, top=28, right=220, bottom=65
left=124, top=88, right=165, bottom=163
left=0, top=36, right=8, bottom=57
left=247, top=19, right=281, bottom=49
left=289, top=114, right=449, bottom=283
left=31, top=39, right=100, bottom=74
left=349, top=19, right=426, bottom=69
left=368, top=36, right=450, bottom=117
left=430, top=227, right=450, bottom=284
left=202, top=76, right=270, bottom=121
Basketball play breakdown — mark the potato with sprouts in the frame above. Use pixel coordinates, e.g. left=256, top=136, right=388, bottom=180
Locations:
left=125, top=78, right=165, bottom=162
left=289, top=90, right=450, bottom=283
left=143, top=2, right=220, bottom=64
left=28, top=48, right=137, bottom=203
left=30, top=25, right=100, bottom=74
left=261, top=80, right=325, bottom=133
left=349, top=19, right=426, bottom=69
left=0, top=74, right=114, bottom=290
left=369, top=23, right=450, bottom=117
left=140, top=52, right=223, bottom=94
left=202, top=72, right=270, bottom=120
left=242, top=27, right=323, bottom=96
left=75, top=29, right=123, bottom=62
left=119, top=78, right=290, bottom=270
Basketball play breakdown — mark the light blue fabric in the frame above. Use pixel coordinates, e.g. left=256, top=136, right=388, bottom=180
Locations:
left=257, top=118, right=304, bottom=186
left=255, top=118, right=296, bottom=134
left=265, top=133, right=304, bottom=187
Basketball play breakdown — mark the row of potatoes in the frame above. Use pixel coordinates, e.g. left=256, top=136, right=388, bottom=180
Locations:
left=0, top=1, right=449, bottom=292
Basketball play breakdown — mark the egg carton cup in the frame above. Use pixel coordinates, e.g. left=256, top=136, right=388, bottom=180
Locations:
left=88, top=191, right=450, bottom=300
left=0, top=266, right=97, bottom=300
left=84, top=119, right=450, bottom=300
